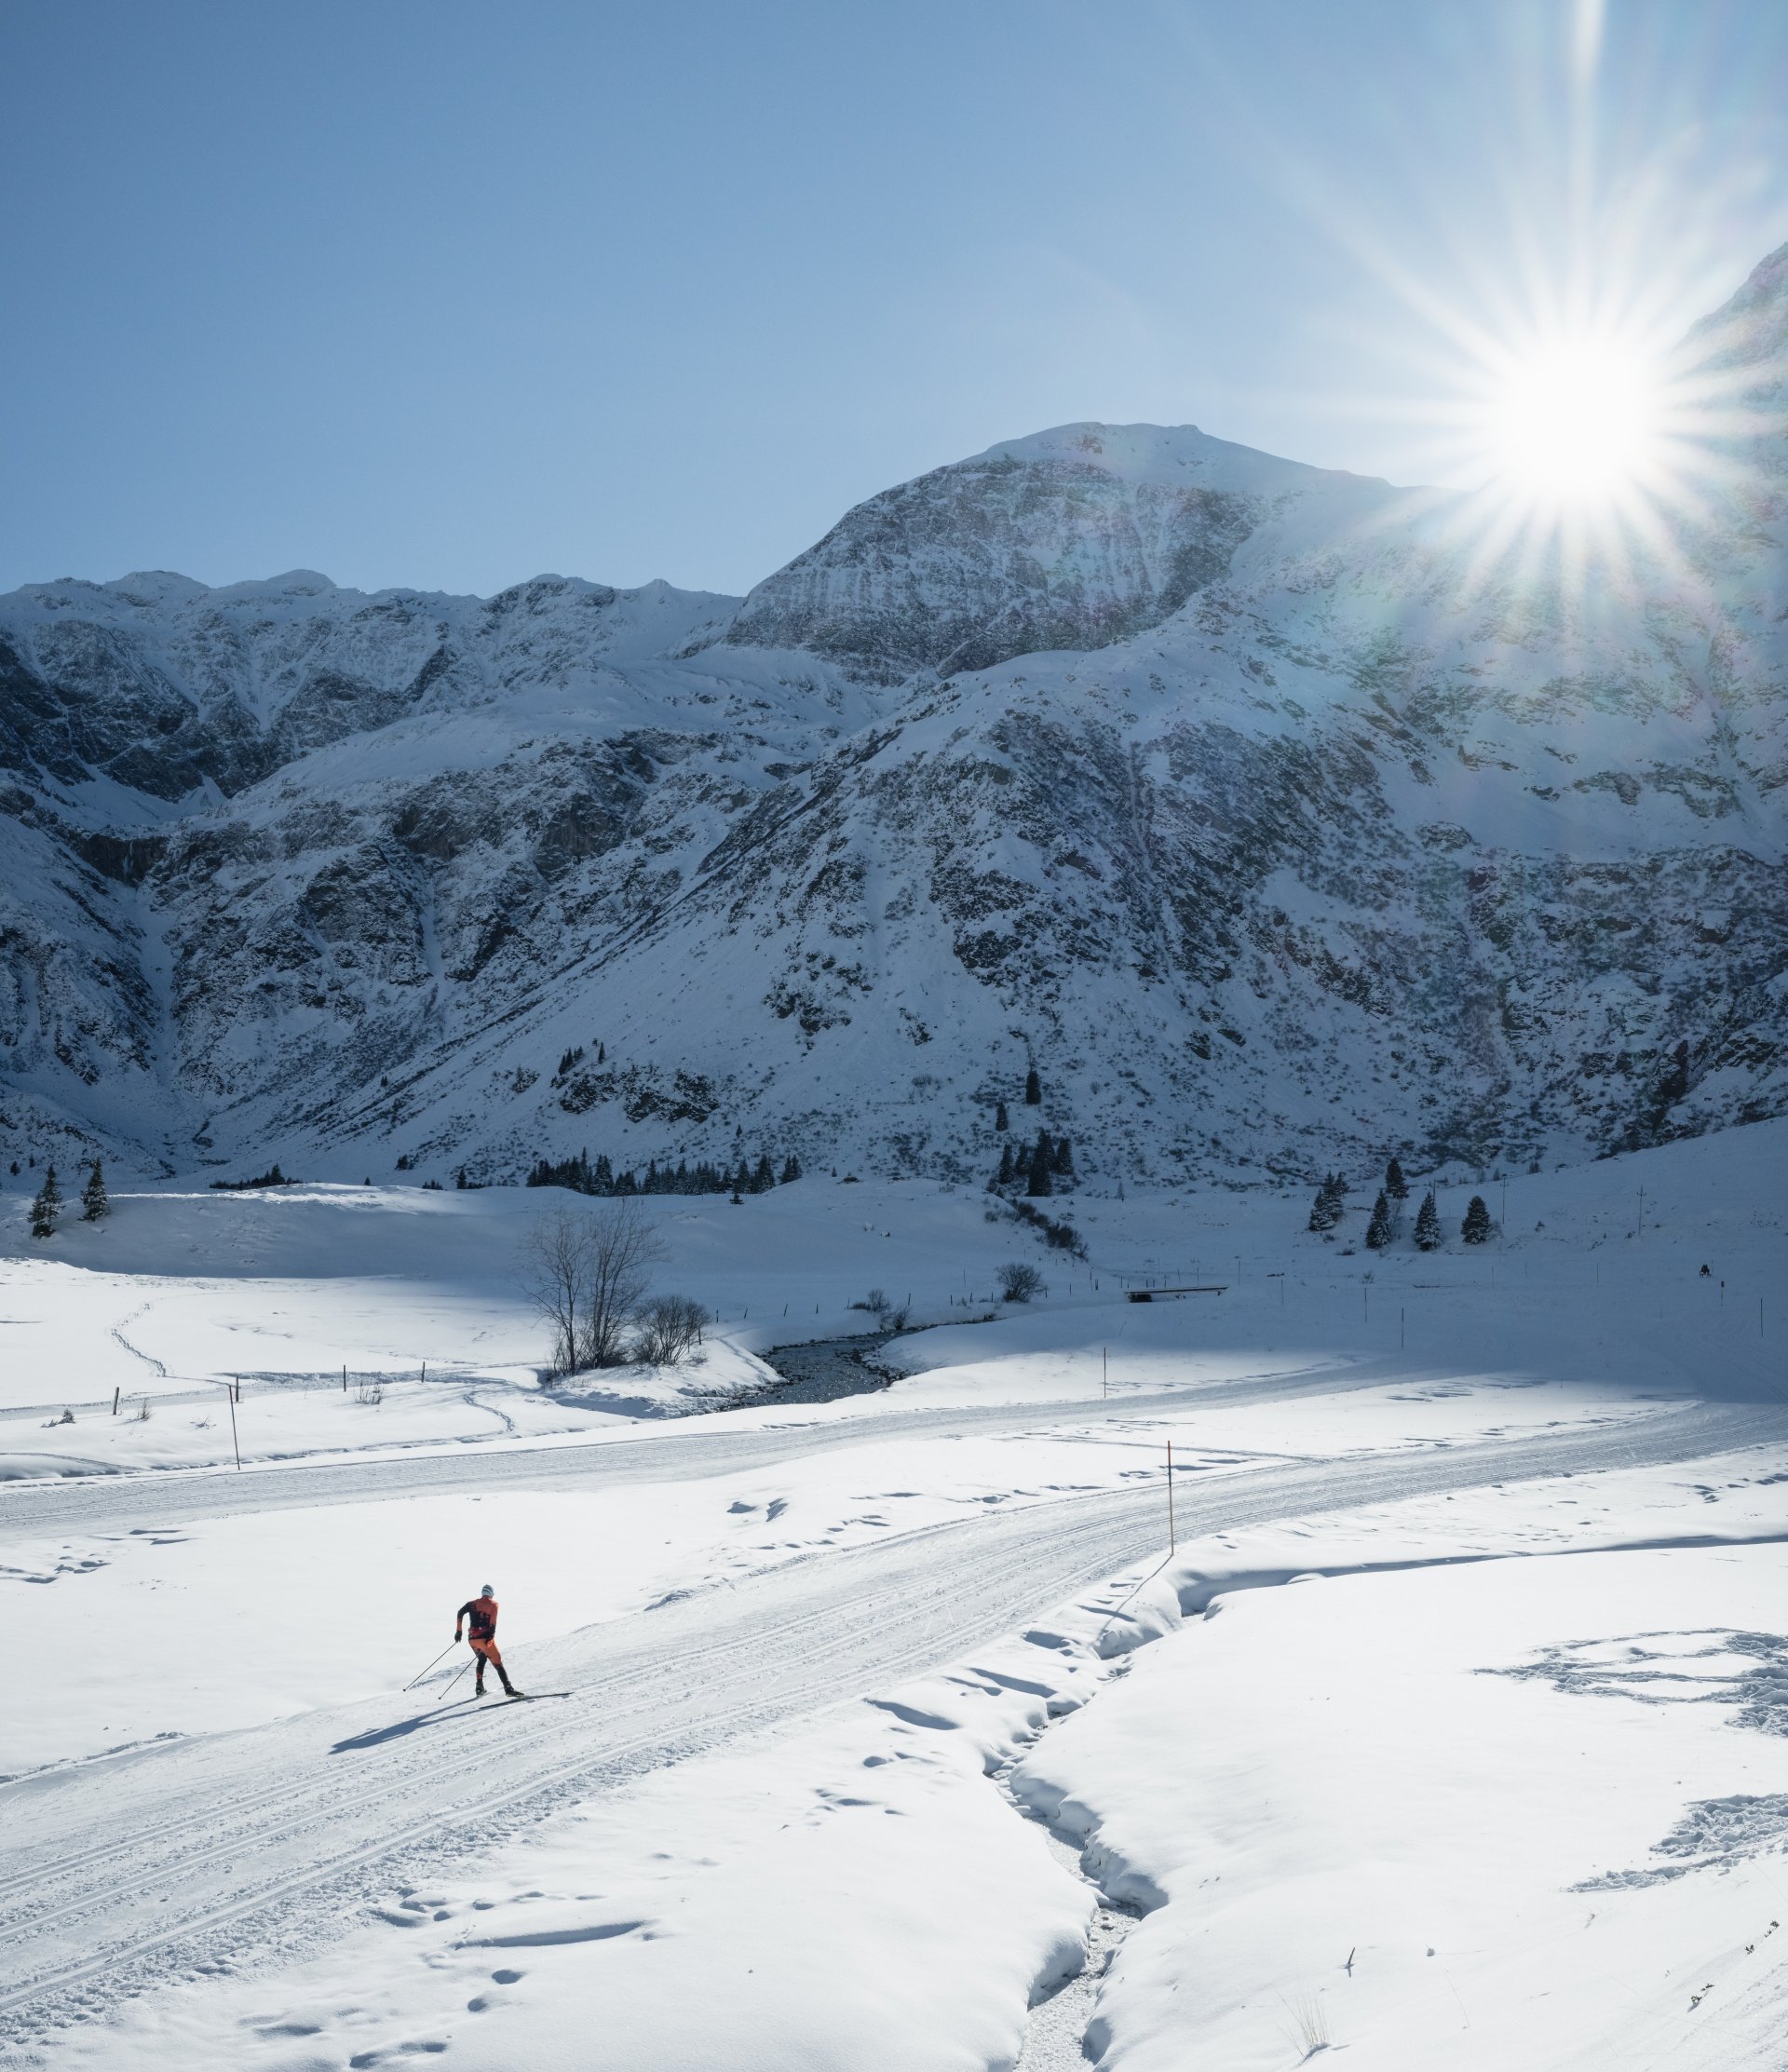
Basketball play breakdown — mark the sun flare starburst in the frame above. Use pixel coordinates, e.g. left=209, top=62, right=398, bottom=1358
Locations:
left=1481, top=338, right=1662, bottom=508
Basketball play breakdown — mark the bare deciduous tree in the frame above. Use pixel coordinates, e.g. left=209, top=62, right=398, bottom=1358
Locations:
left=580, top=1200, right=664, bottom=1368
left=519, top=1202, right=667, bottom=1374
left=517, top=1209, right=592, bottom=1375
left=634, top=1293, right=707, bottom=1365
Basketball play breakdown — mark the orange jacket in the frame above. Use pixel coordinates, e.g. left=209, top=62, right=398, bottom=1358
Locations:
left=457, top=1597, right=498, bottom=1642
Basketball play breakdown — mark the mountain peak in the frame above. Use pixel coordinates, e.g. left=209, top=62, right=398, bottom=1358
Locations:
left=970, top=420, right=1393, bottom=495
left=717, top=419, right=1396, bottom=683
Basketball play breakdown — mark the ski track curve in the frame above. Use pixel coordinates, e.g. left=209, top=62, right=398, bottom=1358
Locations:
left=0, top=1401, right=1779, bottom=2059
left=0, top=1356, right=1653, bottom=1539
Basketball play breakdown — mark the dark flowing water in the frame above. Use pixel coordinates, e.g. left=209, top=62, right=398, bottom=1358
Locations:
left=727, top=1331, right=898, bottom=1407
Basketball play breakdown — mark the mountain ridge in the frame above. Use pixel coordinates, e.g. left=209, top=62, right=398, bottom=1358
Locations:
left=3, top=250, right=1785, bottom=1192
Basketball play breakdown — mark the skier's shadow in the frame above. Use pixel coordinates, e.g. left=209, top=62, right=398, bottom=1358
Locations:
left=331, top=1700, right=481, bottom=1754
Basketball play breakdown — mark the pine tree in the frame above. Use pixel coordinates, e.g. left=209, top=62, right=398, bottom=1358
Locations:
left=779, top=1154, right=802, bottom=1185
left=1365, top=1189, right=1393, bottom=1248
left=995, top=1100, right=1009, bottom=1132
left=81, top=1158, right=109, bottom=1222
left=1025, top=1132, right=1053, bottom=1197
left=29, top=1164, right=61, bottom=1239
left=1023, top=1066, right=1041, bottom=1106
left=1414, top=1189, right=1443, bottom=1251
left=1050, top=1134, right=1074, bottom=1178
left=1307, top=1171, right=1345, bottom=1233
left=752, top=1153, right=775, bottom=1194
left=1461, top=1194, right=1492, bottom=1244
left=996, top=1142, right=1015, bottom=1186
left=1385, top=1157, right=1408, bottom=1202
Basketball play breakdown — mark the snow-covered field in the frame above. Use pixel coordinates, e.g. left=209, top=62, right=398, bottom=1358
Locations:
left=2, top=1123, right=1785, bottom=2066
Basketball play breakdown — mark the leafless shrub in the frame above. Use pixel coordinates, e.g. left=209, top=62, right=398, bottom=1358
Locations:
left=634, top=1293, right=707, bottom=1365
left=996, top=1261, right=1045, bottom=1303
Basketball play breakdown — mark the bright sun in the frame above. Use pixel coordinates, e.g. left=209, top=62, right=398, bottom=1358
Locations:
left=1483, top=339, right=1662, bottom=506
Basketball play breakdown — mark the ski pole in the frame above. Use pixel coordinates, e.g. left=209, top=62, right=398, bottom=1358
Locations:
left=435, top=1653, right=476, bottom=1702
left=403, top=1640, right=460, bottom=1691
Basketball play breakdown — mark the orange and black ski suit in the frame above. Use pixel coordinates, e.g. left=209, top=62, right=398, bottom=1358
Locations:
left=455, top=1597, right=515, bottom=1693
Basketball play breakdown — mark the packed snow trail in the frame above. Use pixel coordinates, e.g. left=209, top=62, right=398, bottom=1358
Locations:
left=0, top=1355, right=1668, bottom=1540
left=0, top=1402, right=1778, bottom=2054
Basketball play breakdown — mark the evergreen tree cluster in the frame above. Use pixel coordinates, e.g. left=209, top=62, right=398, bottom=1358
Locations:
left=525, top=1148, right=801, bottom=1199
left=1308, top=1160, right=1495, bottom=1253
left=209, top=1164, right=292, bottom=1191
left=30, top=1159, right=110, bottom=1239
left=1307, top=1171, right=1348, bottom=1231
left=1313, top=1158, right=1430, bottom=1247
left=991, top=1129, right=1073, bottom=1197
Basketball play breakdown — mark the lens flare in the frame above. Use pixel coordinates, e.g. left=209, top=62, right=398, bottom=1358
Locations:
left=1483, top=339, right=1661, bottom=505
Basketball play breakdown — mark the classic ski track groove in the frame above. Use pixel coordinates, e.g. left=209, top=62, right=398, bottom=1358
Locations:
left=0, top=1367, right=1382, bottom=1539
left=0, top=1402, right=1777, bottom=2054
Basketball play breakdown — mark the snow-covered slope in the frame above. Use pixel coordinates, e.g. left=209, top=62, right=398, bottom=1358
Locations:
left=3, top=252, right=1786, bottom=1186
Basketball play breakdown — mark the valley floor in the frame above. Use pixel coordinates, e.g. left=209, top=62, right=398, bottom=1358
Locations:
left=1, top=1125, right=1784, bottom=2069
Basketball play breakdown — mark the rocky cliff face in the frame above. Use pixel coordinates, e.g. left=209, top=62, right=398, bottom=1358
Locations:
left=3, top=253, right=1785, bottom=1188
left=715, top=423, right=1397, bottom=683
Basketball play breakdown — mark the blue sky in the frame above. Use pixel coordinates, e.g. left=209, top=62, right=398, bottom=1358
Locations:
left=2, top=0, right=1783, bottom=598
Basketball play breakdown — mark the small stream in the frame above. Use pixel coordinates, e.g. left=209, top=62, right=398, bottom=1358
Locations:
left=725, top=1330, right=899, bottom=1408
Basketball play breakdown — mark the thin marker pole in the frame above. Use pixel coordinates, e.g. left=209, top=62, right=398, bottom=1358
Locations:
left=1167, top=1440, right=1176, bottom=1552
left=1103, top=1347, right=1108, bottom=1399
left=112, top=1386, right=120, bottom=1416
left=227, top=1383, right=241, bottom=1470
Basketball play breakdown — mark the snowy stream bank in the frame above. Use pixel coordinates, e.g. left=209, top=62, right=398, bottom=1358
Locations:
left=725, top=1329, right=899, bottom=1407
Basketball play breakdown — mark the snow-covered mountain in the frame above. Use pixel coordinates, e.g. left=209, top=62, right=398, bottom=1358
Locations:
left=4, top=251, right=1786, bottom=1188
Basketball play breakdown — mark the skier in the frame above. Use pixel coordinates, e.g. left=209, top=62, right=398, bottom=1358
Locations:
left=454, top=1584, right=523, bottom=1698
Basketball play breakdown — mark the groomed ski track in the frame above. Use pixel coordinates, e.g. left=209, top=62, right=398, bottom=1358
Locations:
left=0, top=1395, right=1780, bottom=2059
